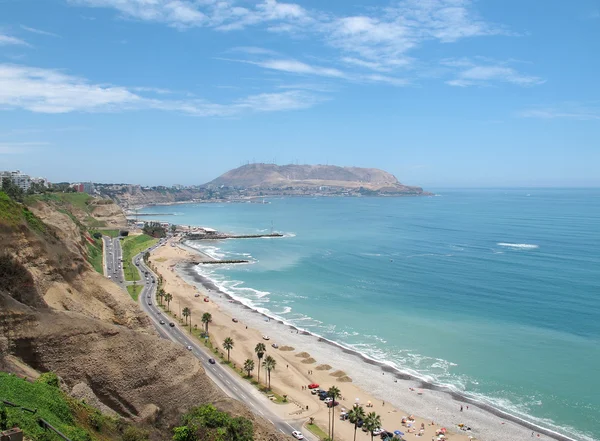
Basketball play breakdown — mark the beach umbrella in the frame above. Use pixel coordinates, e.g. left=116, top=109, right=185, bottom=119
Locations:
left=394, top=431, right=404, bottom=436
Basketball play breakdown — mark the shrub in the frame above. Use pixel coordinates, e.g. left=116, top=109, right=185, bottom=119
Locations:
left=36, top=372, right=60, bottom=388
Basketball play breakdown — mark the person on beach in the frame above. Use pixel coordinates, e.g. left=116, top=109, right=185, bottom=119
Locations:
left=460, top=405, right=463, bottom=412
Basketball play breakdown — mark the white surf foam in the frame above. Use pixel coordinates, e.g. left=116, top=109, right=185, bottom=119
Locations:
left=497, top=243, right=539, bottom=249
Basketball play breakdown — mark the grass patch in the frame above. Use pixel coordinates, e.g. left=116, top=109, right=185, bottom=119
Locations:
left=94, top=229, right=120, bottom=238
left=0, top=371, right=121, bottom=441
left=0, top=192, right=23, bottom=226
left=58, top=192, right=92, bottom=211
left=306, top=423, right=329, bottom=440
left=126, top=284, right=143, bottom=301
left=121, top=235, right=158, bottom=282
left=87, top=243, right=104, bottom=274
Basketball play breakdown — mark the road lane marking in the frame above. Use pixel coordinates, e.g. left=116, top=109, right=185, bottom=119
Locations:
left=218, top=373, right=223, bottom=378
left=267, top=419, right=273, bottom=424
left=257, top=410, right=264, bottom=416
left=241, top=394, right=247, bottom=399
left=279, top=429, right=285, bottom=434
left=225, top=380, right=231, bottom=385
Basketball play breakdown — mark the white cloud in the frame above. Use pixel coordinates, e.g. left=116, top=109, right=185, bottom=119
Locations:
left=0, top=34, right=31, bottom=47
left=517, top=105, right=600, bottom=121
left=0, top=142, right=49, bottom=154
left=0, top=63, right=323, bottom=116
left=20, top=25, right=60, bottom=38
left=444, top=60, right=544, bottom=87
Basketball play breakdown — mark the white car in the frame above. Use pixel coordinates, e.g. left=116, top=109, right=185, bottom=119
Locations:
left=324, top=397, right=333, bottom=404
left=262, top=335, right=270, bottom=340
left=292, top=431, right=304, bottom=440
left=372, top=428, right=385, bottom=436
left=186, top=345, right=193, bottom=351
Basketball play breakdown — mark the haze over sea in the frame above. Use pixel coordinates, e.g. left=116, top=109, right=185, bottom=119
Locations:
left=141, top=189, right=600, bottom=440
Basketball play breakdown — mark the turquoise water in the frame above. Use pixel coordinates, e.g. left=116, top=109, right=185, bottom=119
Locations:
left=141, top=189, right=600, bottom=440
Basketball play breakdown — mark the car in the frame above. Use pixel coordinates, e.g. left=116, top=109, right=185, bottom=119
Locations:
left=169, top=322, right=175, bottom=327
left=135, top=262, right=139, bottom=266
left=356, top=419, right=364, bottom=428
left=232, top=318, right=238, bottom=323
left=372, top=428, right=385, bottom=436
left=339, top=412, right=349, bottom=420
left=152, top=280, right=155, bottom=283
left=308, top=383, right=320, bottom=389
left=108, top=275, right=111, bottom=279
left=157, top=311, right=161, bottom=315
left=380, top=431, right=394, bottom=440
left=208, top=358, right=216, bottom=364
left=194, top=293, right=200, bottom=297
left=272, top=343, right=279, bottom=349
left=262, top=335, right=270, bottom=340
left=291, top=431, right=304, bottom=440
left=203, top=297, right=209, bottom=302
left=186, top=345, right=192, bottom=351
left=324, top=397, right=333, bottom=403
left=159, top=320, right=165, bottom=325
left=148, top=302, right=152, bottom=305
left=311, top=389, right=319, bottom=395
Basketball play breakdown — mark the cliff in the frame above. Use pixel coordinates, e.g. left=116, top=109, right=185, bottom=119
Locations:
left=0, top=191, right=286, bottom=441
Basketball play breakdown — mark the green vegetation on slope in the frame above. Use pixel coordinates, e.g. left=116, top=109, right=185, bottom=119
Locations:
left=121, top=235, right=158, bottom=282
left=172, top=404, right=253, bottom=441
left=87, top=242, right=104, bottom=274
left=0, top=371, right=131, bottom=441
left=92, top=229, right=120, bottom=238
left=127, top=284, right=143, bottom=301
left=0, top=191, right=23, bottom=226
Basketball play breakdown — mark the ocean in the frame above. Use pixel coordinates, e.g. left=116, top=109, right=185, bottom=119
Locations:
left=140, top=189, right=600, bottom=440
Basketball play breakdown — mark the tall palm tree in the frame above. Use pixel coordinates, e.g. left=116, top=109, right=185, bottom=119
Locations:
left=187, top=310, right=192, bottom=332
left=364, top=412, right=381, bottom=441
left=328, top=386, right=341, bottom=441
left=254, top=343, right=266, bottom=384
left=201, top=312, right=212, bottom=334
left=243, top=359, right=255, bottom=378
left=182, top=307, right=191, bottom=325
left=348, top=406, right=366, bottom=441
left=262, top=355, right=276, bottom=390
left=164, top=293, right=173, bottom=311
left=223, top=337, right=234, bottom=362
left=158, top=288, right=165, bottom=305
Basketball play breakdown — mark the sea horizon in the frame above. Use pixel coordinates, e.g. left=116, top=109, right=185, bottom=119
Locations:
left=140, top=188, right=600, bottom=441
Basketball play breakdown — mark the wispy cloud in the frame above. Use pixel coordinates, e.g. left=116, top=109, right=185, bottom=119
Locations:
left=517, top=105, right=600, bottom=121
left=0, top=33, right=31, bottom=47
left=226, top=58, right=347, bottom=78
left=0, top=63, right=323, bottom=116
left=20, top=25, right=60, bottom=38
left=443, top=59, right=544, bottom=87
left=0, top=142, right=50, bottom=154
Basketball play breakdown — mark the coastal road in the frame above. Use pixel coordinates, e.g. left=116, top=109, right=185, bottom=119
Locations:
left=102, top=236, right=126, bottom=288
left=118, top=238, right=313, bottom=440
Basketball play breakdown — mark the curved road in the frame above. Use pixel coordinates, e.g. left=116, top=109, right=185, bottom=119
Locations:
left=109, top=237, right=313, bottom=440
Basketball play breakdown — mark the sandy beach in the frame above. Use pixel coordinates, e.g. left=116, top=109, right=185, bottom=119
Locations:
left=148, top=240, right=565, bottom=441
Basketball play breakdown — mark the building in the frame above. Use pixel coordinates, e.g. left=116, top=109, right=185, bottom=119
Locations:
left=0, top=170, right=31, bottom=192
left=72, top=182, right=94, bottom=193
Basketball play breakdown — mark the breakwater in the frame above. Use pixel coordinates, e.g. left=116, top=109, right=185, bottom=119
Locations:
left=200, top=259, right=249, bottom=265
left=186, top=233, right=283, bottom=240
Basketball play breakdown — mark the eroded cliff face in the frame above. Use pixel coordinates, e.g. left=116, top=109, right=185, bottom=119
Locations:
left=0, top=196, right=286, bottom=441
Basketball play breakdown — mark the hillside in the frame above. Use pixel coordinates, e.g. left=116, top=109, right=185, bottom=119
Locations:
left=0, top=191, right=286, bottom=441
left=204, top=163, right=428, bottom=195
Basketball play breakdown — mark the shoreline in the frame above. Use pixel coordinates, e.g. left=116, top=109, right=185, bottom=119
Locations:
left=151, top=239, right=580, bottom=441
left=178, top=260, right=574, bottom=441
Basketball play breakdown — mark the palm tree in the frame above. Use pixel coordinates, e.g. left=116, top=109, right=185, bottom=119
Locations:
left=243, top=359, right=255, bottom=378
left=328, top=386, right=341, bottom=441
left=348, top=405, right=365, bottom=441
left=182, top=307, right=191, bottom=325
left=254, top=343, right=266, bottom=384
left=187, top=309, right=192, bottom=332
left=223, top=337, right=234, bottom=362
left=364, top=412, right=381, bottom=441
left=201, top=312, right=212, bottom=334
left=262, top=355, right=276, bottom=390
left=158, top=288, right=165, bottom=305
left=164, top=293, right=173, bottom=311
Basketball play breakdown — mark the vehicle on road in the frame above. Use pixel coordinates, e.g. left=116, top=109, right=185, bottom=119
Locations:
left=159, top=320, right=165, bottom=325
left=148, top=302, right=152, bottom=305
left=262, top=335, right=270, bottom=340
left=308, top=383, right=319, bottom=389
left=291, top=431, right=304, bottom=440
left=108, top=275, right=111, bottom=279
left=194, top=293, right=200, bottom=297
left=232, top=318, right=238, bottom=323
left=272, top=343, right=279, bottom=348
left=186, top=345, right=192, bottom=351
left=372, top=428, right=384, bottom=436
left=356, top=419, right=364, bottom=428
left=208, top=358, right=216, bottom=364
left=169, top=322, right=175, bottom=327
left=327, top=400, right=339, bottom=407
left=340, top=412, right=349, bottom=420
left=203, top=297, right=209, bottom=302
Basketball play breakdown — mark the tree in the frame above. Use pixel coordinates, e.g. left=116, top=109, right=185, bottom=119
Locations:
left=254, top=343, right=266, bottom=385
left=172, top=425, right=197, bottom=441
left=182, top=307, right=191, bottom=325
left=364, top=412, right=381, bottom=441
left=164, top=293, right=173, bottom=311
left=201, top=312, right=212, bottom=334
left=348, top=406, right=365, bottom=441
left=158, top=288, right=165, bottom=306
left=243, top=359, right=255, bottom=378
left=262, top=355, right=276, bottom=390
left=328, top=386, right=341, bottom=441
left=1, top=178, right=24, bottom=202
left=223, top=337, right=234, bottom=362
left=170, top=225, right=177, bottom=233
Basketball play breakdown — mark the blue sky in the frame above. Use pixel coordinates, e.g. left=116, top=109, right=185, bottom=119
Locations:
left=0, top=0, right=598, bottom=187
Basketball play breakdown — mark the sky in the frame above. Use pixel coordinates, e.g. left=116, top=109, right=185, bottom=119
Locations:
left=0, top=0, right=598, bottom=188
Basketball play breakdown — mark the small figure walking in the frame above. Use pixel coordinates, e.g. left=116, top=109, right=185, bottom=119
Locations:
left=382, top=401, right=385, bottom=406
left=460, top=405, right=463, bottom=412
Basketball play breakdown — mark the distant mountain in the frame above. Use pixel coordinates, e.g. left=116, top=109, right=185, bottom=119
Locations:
left=203, top=163, right=428, bottom=195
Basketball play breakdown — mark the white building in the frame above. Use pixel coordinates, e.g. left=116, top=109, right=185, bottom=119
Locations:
left=0, top=170, right=31, bottom=192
